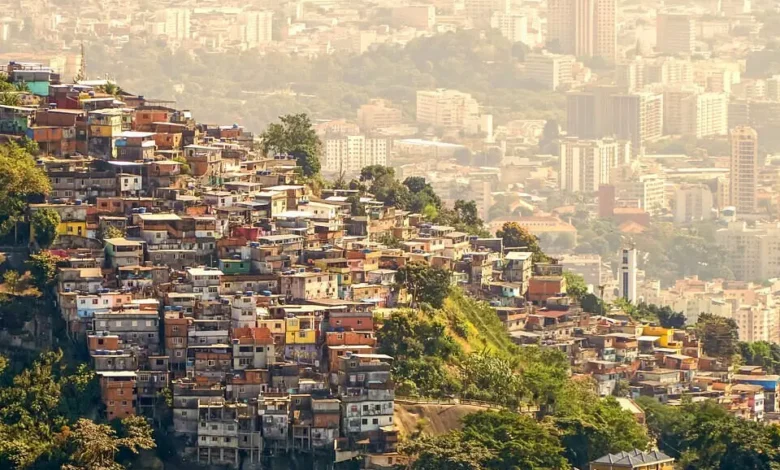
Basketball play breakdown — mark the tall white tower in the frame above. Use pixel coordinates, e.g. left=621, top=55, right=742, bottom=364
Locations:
left=619, top=246, right=637, bottom=303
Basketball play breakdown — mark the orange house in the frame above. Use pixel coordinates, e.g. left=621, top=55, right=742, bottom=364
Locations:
left=88, top=334, right=120, bottom=352
left=527, top=276, right=566, bottom=304
left=154, top=132, right=182, bottom=149
left=134, top=109, right=172, bottom=131
left=99, top=372, right=137, bottom=420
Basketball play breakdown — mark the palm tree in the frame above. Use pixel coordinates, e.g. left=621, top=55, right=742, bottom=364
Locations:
left=98, top=81, right=123, bottom=97
left=13, top=81, right=28, bottom=92
left=0, top=92, right=21, bottom=107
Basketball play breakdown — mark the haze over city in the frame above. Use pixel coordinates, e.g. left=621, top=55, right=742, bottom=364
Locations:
left=0, top=0, right=779, bottom=469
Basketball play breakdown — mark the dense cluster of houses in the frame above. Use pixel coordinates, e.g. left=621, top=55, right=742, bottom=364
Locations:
left=7, top=61, right=773, bottom=469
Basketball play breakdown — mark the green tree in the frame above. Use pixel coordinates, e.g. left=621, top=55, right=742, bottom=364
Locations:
left=395, top=261, right=452, bottom=308
left=696, top=313, right=739, bottom=359
left=400, top=432, right=494, bottom=470
left=27, top=252, right=63, bottom=292
left=648, top=304, right=686, bottom=329
left=738, top=341, right=780, bottom=374
left=98, top=225, right=125, bottom=242
left=259, top=113, right=322, bottom=177
left=563, top=271, right=587, bottom=300
left=2, top=270, right=21, bottom=294
left=97, top=81, right=124, bottom=97
left=0, top=93, right=20, bottom=107
left=19, top=136, right=38, bottom=156
left=554, top=380, right=649, bottom=469
left=0, top=143, right=51, bottom=237
left=30, top=208, right=60, bottom=248
left=460, top=411, right=571, bottom=470
left=172, top=155, right=191, bottom=175
left=639, top=397, right=780, bottom=469
left=496, top=221, right=548, bottom=262
left=459, top=353, right=525, bottom=407
left=581, top=293, right=605, bottom=314
left=64, top=416, right=155, bottom=470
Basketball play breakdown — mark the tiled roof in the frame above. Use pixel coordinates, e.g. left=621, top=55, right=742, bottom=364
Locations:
left=592, top=449, right=674, bottom=467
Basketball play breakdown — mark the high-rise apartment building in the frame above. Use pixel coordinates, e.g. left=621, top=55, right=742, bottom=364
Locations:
left=663, top=89, right=727, bottom=138
left=733, top=306, right=779, bottom=343
left=245, top=10, right=273, bottom=46
left=357, top=99, right=403, bottom=131
left=559, top=138, right=622, bottom=193
left=674, top=184, right=714, bottom=223
left=766, top=75, right=780, bottom=101
left=525, top=52, right=575, bottom=90
left=566, top=85, right=619, bottom=139
left=617, top=56, right=694, bottom=91
left=611, top=92, right=664, bottom=151
left=729, top=126, right=758, bottom=214
left=717, top=221, right=780, bottom=281
left=160, top=8, right=191, bottom=40
left=547, top=0, right=616, bottom=62
left=416, top=89, right=480, bottom=129
left=657, top=13, right=695, bottom=55
left=490, top=12, right=528, bottom=44
left=615, top=174, right=666, bottom=215
left=323, top=135, right=388, bottom=175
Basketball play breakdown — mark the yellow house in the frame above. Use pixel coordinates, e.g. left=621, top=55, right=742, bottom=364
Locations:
left=58, top=220, right=87, bottom=237
left=29, top=203, right=89, bottom=241
left=285, top=315, right=316, bottom=344
left=258, top=318, right=285, bottom=336
left=590, top=450, right=674, bottom=470
left=642, top=326, right=676, bottom=349
left=88, top=110, right=123, bottom=137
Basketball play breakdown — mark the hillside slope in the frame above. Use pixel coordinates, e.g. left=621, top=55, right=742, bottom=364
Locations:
left=393, top=402, right=494, bottom=436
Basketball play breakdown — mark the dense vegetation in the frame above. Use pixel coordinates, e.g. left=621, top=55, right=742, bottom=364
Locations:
left=381, top=288, right=651, bottom=469
left=0, top=351, right=155, bottom=469
left=353, top=165, right=489, bottom=236
left=640, top=398, right=780, bottom=469
left=87, top=30, right=565, bottom=132
left=0, top=142, right=49, bottom=243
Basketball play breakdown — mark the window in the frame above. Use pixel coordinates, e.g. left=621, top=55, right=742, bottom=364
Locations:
left=362, top=419, right=368, bottom=425
left=255, top=347, right=263, bottom=352
left=372, top=419, right=378, bottom=425
left=363, top=405, right=368, bottom=412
